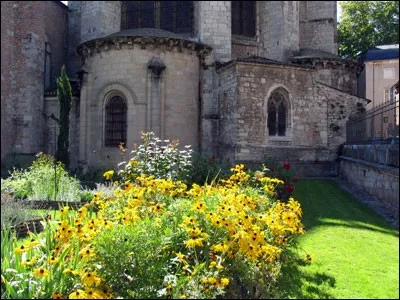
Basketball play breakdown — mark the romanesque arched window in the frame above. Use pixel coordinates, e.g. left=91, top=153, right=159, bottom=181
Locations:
left=231, top=1, right=256, bottom=37
left=105, top=95, right=127, bottom=147
left=121, top=1, right=193, bottom=34
left=267, top=89, right=289, bottom=136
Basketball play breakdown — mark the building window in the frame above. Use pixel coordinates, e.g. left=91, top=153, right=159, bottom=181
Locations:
left=267, top=89, right=289, bottom=136
left=231, top=1, right=256, bottom=37
left=121, top=1, right=193, bottom=34
left=384, top=89, right=390, bottom=103
left=105, top=95, right=127, bottom=147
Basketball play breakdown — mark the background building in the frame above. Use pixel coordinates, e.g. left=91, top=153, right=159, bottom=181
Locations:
left=1, top=1, right=369, bottom=176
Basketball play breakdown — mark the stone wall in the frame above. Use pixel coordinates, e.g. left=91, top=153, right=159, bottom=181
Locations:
left=260, top=1, right=300, bottom=62
left=80, top=1, right=121, bottom=43
left=197, top=1, right=231, bottom=62
left=1, top=1, right=68, bottom=163
left=299, top=1, right=337, bottom=55
left=342, top=144, right=399, bottom=168
left=339, top=156, right=399, bottom=221
left=77, top=37, right=203, bottom=169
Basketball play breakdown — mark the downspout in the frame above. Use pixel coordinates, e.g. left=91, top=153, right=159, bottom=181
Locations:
left=198, top=55, right=203, bottom=152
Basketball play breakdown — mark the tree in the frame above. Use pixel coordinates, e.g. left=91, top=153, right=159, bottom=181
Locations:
left=338, top=1, right=399, bottom=60
left=55, top=65, right=72, bottom=168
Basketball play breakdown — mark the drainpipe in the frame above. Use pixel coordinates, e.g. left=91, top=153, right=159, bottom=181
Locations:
left=198, top=55, right=203, bottom=152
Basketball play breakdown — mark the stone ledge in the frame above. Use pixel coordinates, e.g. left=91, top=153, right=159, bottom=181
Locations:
left=339, top=156, right=399, bottom=178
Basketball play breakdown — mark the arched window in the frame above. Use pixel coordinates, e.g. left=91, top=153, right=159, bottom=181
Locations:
left=231, top=1, right=256, bottom=37
left=105, top=95, right=127, bottom=147
left=267, top=89, right=289, bottom=137
left=121, top=1, right=193, bottom=34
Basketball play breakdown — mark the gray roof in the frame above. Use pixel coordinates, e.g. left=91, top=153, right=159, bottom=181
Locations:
left=217, top=55, right=314, bottom=70
left=292, top=48, right=341, bottom=59
left=106, top=28, right=187, bottom=39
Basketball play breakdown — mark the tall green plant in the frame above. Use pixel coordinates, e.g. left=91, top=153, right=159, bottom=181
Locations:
left=55, top=65, right=72, bottom=169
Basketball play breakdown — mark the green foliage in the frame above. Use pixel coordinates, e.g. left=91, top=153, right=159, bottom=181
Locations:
left=1, top=153, right=82, bottom=202
left=55, top=65, right=72, bottom=169
left=93, top=220, right=172, bottom=299
left=338, top=1, right=399, bottom=60
left=187, top=152, right=231, bottom=185
left=117, top=132, right=193, bottom=182
left=0, top=194, right=35, bottom=228
left=262, top=158, right=297, bottom=201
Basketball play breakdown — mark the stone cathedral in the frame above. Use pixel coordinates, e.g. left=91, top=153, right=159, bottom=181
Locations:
left=1, top=1, right=368, bottom=176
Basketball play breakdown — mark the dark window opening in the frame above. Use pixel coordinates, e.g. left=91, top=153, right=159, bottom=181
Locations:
left=268, top=102, right=277, bottom=136
left=121, top=1, right=193, bottom=34
left=278, top=102, right=287, bottom=136
left=105, top=96, right=127, bottom=147
left=268, top=90, right=289, bottom=137
left=231, top=1, right=256, bottom=37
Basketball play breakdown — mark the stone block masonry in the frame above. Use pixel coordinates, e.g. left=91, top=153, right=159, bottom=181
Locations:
left=339, top=156, right=399, bottom=222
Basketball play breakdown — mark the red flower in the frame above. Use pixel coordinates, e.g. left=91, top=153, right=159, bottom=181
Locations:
left=209, top=156, right=215, bottom=162
left=283, top=161, right=291, bottom=170
left=292, top=177, right=298, bottom=184
left=285, top=184, right=294, bottom=193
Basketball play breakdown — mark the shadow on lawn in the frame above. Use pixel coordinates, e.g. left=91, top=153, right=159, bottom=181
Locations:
left=277, top=249, right=336, bottom=299
left=293, top=179, right=399, bottom=235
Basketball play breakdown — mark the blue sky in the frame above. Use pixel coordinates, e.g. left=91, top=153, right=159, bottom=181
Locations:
left=60, top=1, right=343, bottom=21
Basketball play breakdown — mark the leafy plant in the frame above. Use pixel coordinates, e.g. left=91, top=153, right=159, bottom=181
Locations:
left=1, top=153, right=82, bottom=202
left=55, top=65, right=72, bottom=169
left=187, top=152, right=231, bottom=185
left=116, top=132, right=193, bottom=182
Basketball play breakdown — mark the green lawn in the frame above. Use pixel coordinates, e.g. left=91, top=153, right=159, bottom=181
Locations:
left=279, top=179, right=399, bottom=299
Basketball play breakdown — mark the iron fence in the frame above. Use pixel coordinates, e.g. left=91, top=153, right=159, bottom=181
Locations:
left=346, top=99, right=399, bottom=144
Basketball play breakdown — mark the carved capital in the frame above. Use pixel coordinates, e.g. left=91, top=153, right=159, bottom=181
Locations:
left=148, top=57, right=166, bottom=77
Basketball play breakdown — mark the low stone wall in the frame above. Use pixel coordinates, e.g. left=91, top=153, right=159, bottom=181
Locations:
left=339, top=156, right=399, bottom=221
left=342, top=144, right=399, bottom=168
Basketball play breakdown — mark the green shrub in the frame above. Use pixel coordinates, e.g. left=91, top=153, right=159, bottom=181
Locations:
left=187, top=152, right=230, bottom=185
left=1, top=153, right=82, bottom=201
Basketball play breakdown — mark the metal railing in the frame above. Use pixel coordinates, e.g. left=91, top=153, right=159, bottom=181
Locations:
left=346, top=99, right=399, bottom=144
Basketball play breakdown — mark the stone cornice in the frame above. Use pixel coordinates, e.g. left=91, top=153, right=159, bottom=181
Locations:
left=291, top=57, right=364, bottom=75
left=77, top=36, right=212, bottom=60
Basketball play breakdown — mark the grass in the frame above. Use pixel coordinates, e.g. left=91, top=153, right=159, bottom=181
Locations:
left=279, top=179, right=399, bottom=299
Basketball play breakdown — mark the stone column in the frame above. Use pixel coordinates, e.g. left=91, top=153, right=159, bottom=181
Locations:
left=148, top=57, right=166, bottom=138
left=80, top=1, right=121, bottom=43
left=299, top=1, right=337, bottom=55
left=260, top=1, right=300, bottom=62
left=196, top=1, right=231, bottom=155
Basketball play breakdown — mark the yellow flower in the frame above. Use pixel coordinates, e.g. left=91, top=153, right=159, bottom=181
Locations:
left=79, top=246, right=96, bottom=260
left=49, top=256, right=58, bottom=265
left=51, top=293, right=64, bottom=299
left=81, top=271, right=102, bottom=287
left=33, top=267, right=49, bottom=278
left=184, top=238, right=204, bottom=248
left=103, top=170, right=114, bottom=180
left=60, top=206, right=70, bottom=216
left=84, top=288, right=105, bottom=299
left=69, top=289, right=87, bottom=299
left=14, top=244, right=29, bottom=254
left=63, top=268, right=80, bottom=276
left=78, top=207, right=87, bottom=218
left=208, top=277, right=217, bottom=285
left=21, top=257, right=37, bottom=267
left=219, top=277, right=230, bottom=287
left=26, top=238, right=41, bottom=248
